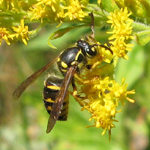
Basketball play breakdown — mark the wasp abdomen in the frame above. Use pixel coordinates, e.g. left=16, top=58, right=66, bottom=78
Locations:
left=43, top=76, right=69, bottom=121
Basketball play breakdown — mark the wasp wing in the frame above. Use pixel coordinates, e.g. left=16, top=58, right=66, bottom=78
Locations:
left=46, top=66, right=77, bottom=133
left=12, top=56, right=59, bottom=101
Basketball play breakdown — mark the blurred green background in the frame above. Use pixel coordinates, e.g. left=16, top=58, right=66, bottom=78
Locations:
left=0, top=24, right=150, bottom=150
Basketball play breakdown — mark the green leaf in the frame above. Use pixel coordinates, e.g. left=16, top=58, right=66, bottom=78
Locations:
left=133, top=21, right=150, bottom=32
left=48, top=25, right=84, bottom=48
left=133, top=22, right=150, bottom=45
left=135, top=30, right=150, bottom=46
left=101, top=0, right=119, bottom=12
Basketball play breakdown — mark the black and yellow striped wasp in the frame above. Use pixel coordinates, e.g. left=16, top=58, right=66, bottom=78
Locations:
left=12, top=13, right=113, bottom=133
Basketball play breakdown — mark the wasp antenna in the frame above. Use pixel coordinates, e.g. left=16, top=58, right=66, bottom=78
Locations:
left=91, top=43, right=113, bottom=55
left=89, top=12, right=95, bottom=38
left=100, top=45, right=113, bottom=55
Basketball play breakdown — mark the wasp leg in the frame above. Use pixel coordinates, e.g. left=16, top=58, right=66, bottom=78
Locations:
left=72, top=92, right=85, bottom=107
left=74, top=73, right=99, bottom=84
left=71, top=79, right=84, bottom=107
left=91, top=61, right=102, bottom=69
left=71, top=76, right=99, bottom=107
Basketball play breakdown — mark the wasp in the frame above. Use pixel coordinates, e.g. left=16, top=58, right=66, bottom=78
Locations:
left=12, top=13, right=113, bottom=133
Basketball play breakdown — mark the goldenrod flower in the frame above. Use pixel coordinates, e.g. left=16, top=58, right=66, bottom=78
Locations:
left=29, top=0, right=65, bottom=23
left=0, top=28, right=11, bottom=45
left=107, top=7, right=134, bottom=60
left=77, top=73, right=135, bottom=138
left=63, top=0, right=88, bottom=20
left=12, top=19, right=29, bottom=45
left=29, top=5, right=47, bottom=22
left=29, top=0, right=87, bottom=23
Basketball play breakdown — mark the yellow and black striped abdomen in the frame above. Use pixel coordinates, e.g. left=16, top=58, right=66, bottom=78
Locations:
left=43, top=76, right=69, bottom=121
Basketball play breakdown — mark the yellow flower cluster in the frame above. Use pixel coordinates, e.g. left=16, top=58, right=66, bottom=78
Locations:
left=0, top=28, right=12, bottom=45
left=29, top=0, right=88, bottom=23
left=75, top=58, right=135, bottom=138
left=84, top=77, right=135, bottom=135
left=107, top=7, right=134, bottom=60
left=63, top=0, right=87, bottom=20
left=29, top=0, right=64, bottom=22
left=12, top=19, right=30, bottom=45
left=74, top=8, right=135, bottom=138
left=0, top=0, right=88, bottom=45
left=0, top=19, right=30, bottom=45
